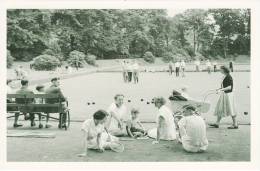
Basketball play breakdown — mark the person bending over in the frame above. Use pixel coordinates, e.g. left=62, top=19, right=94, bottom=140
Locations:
left=78, top=110, right=118, bottom=157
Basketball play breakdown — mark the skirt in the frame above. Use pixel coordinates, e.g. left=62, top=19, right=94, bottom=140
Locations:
left=214, top=92, right=237, bottom=117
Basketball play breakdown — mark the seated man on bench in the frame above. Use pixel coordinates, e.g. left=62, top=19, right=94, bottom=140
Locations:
left=14, top=79, right=35, bottom=128
left=45, top=77, right=68, bottom=128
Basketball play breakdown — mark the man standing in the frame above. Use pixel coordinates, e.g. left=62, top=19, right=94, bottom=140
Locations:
left=229, top=61, right=234, bottom=72
left=213, top=61, right=218, bottom=72
left=206, top=59, right=212, bottom=74
left=180, top=59, right=186, bottom=77
left=45, top=77, right=67, bottom=128
left=14, top=80, right=35, bottom=128
left=175, top=60, right=180, bottom=77
left=168, top=61, right=173, bottom=75
left=194, top=59, right=200, bottom=72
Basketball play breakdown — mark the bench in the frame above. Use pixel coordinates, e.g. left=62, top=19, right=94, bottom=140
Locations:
left=7, top=94, right=70, bottom=130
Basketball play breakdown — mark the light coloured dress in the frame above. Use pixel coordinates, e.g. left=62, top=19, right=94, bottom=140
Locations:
left=81, top=119, right=118, bottom=149
left=148, top=105, right=176, bottom=140
left=178, top=115, right=208, bottom=152
left=106, top=103, right=128, bottom=134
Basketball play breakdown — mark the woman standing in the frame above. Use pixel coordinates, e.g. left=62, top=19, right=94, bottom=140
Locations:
left=209, top=66, right=238, bottom=129
left=148, top=97, right=176, bottom=144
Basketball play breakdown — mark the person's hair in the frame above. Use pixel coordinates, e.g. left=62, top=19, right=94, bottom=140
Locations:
left=154, top=97, right=166, bottom=105
left=114, top=94, right=124, bottom=100
left=182, top=105, right=196, bottom=111
left=7, top=79, right=12, bottom=85
left=51, top=77, right=60, bottom=82
left=131, top=108, right=139, bottom=114
left=93, top=110, right=108, bottom=120
left=36, top=85, right=45, bottom=91
left=21, top=79, right=29, bottom=86
left=220, top=65, right=230, bottom=74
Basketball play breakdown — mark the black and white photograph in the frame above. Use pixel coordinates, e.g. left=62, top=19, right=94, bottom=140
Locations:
left=1, top=0, right=260, bottom=170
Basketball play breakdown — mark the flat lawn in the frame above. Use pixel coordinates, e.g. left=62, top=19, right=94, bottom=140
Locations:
left=7, top=70, right=251, bottom=162
left=7, top=122, right=250, bottom=162
left=24, top=71, right=250, bottom=124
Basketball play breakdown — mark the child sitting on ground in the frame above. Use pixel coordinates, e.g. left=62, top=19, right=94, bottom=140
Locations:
left=126, top=108, right=147, bottom=138
left=35, top=85, right=51, bottom=129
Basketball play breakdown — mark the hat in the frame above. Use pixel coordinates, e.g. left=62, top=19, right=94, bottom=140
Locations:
left=182, top=105, right=196, bottom=111
left=51, top=77, right=60, bottom=82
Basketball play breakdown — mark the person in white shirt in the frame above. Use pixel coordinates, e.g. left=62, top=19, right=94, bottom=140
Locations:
left=132, top=60, right=140, bottom=84
left=121, top=61, right=128, bottom=83
left=180, top=60, right=186, bottom=77
left=168, top=61, right=173, bottom=75
left=206, top=60, right=212, bottom=74
left=194, top=59, right=200, bottom=72
left=78, top=110, right=119, bottom=157
left=175, top=61, right=180, bottom=77
left=178, top=105, right=208, bottom=153
left=148, top=97, right=176, bottom=144
left=106, top=94, right=128, bottom=136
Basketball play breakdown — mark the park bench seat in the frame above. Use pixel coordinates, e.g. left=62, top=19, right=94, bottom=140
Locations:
left=7, top=94, right=70, bottom=130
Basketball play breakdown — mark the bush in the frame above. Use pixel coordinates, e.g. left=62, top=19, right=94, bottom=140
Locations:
left=33, top=55, right=60, bottom=71
left=162, top=52, right=175, bottom=63
left=143, top=51, right=155, bottom=63
left=7, top=50, right=14, bottom=68
left=85, top=54, right=97, bottom=66
left=67, top=50, right=86, bottom=68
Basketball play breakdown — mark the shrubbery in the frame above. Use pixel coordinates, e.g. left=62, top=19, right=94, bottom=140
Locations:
left=67, top=50, right=86, bottom=68
left=32, top=55, right=60, bottom=71
left=85, top=54, right=97, bottom=66
left=7, top=50, right=14, bottom=68
left=162, top=52, right=175, bottom=63
left=143, top=51, right=155, bottom=63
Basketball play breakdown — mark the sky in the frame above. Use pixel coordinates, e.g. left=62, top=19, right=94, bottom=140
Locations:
left=167, top=9, right=186, bottom=17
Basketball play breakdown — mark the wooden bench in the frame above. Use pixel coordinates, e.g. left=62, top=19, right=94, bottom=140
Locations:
left=7, top=94, right=70, bottom=130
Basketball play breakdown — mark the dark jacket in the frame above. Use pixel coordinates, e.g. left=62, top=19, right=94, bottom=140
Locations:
left=222, top=74, right=233, bottom=93
left=15, top=87, right=34, bottom=104
left=45, top=85, right=66, bottom=103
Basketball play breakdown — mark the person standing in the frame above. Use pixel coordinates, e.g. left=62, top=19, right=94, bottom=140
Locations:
left=121, top=61, right=128, bottom=83
left=194, top=59, right=200, bottom=72
left=180, top=59, right=186, bottom=77
left=168, top=61, right=173, bottom=75
left=209, top=66, right=238, bottom=129
left=175, top=60, right=180, bottom=77
left=178, top=105, right=208, bottom=153
left=126, top=61, right=133, bottom=82
left=206, top=59, right=212, bottom=74
left=106, top=94, right=128, bottom=136
left=132, top=60, right=140, bottom=84
left=213, top=61, right=218, bottom=72
left=229, top=61, right=234, bottom=72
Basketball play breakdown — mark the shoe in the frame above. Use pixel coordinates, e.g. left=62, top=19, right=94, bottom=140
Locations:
left=45, top=124, right=52, bottom=128
left=227, top=125, right=239, bottom=129
left=39, top=124, right=43, bottom=129
left=13, top=123, right=23, bottom=128
left=209, top=123, right=219, bottom=128
left=31, top=121, right=36, bottom=127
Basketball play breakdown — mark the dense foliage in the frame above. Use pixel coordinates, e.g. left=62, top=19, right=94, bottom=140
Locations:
left=32, top=54, right=60, bottom=70
left=67, top=50, right=86, bottom=68
left=143, top=51, right=155, bottom=63
left=7, top=9, right=250, bottom=62
left=7, top=50, right=14, bottom=68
